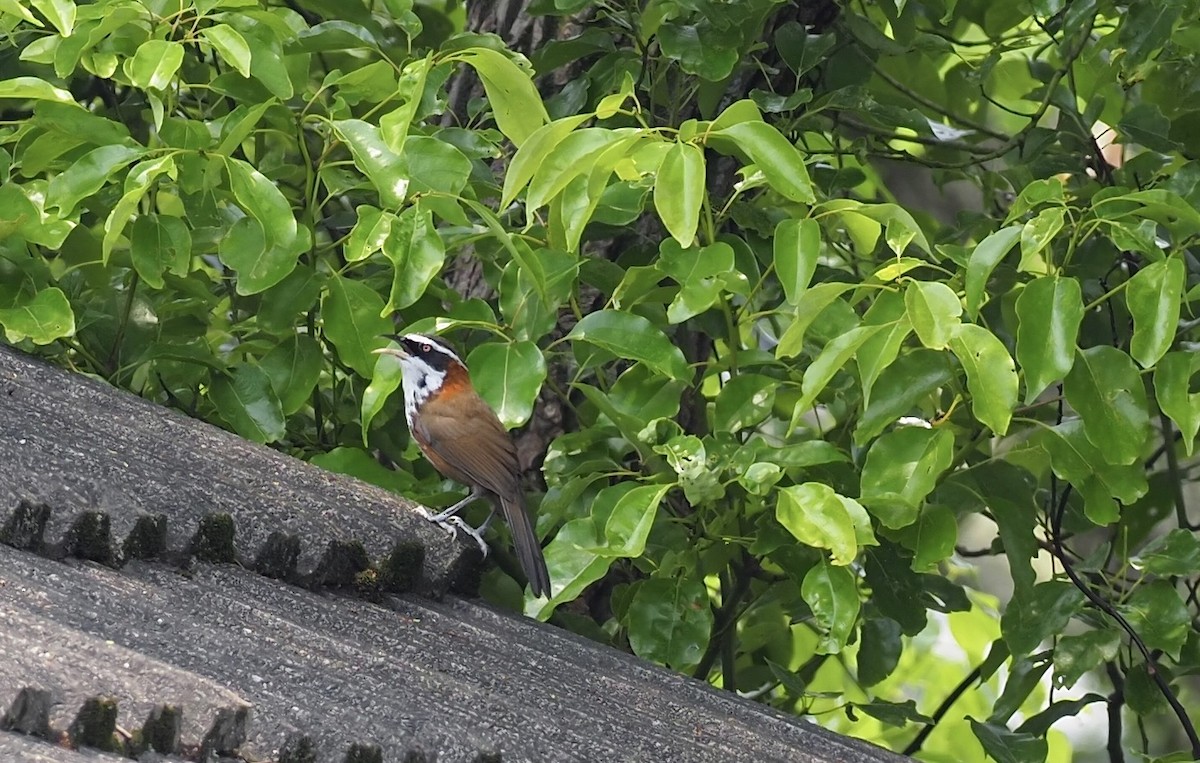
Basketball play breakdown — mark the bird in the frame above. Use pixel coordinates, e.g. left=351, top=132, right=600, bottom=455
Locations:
left=373, top=333, right=552, bottom=598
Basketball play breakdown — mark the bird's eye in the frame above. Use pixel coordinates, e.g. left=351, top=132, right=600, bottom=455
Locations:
left=421, top=343, right=432, bottom=353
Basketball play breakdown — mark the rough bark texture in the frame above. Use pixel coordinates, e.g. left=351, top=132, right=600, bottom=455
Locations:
left=0, top=549, right=910, bottom=762
left=0, top=345, right=473, bottom=596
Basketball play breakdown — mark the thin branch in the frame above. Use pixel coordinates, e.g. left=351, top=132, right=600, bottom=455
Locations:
left=1049, top=482, right=1200, bottom=757
left=1105, top=661, right=1125, bottom=763
left=1158, top=410, right=1191, bottom=529
left=692, top=555, right=754, bottom=681
left=870, top=61, right=1010, bottom=141
left=902, top=664, right=984, bottom=756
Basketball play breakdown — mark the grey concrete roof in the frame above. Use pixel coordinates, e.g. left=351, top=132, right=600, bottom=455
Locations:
left=0, top=345, right=907, bottom=762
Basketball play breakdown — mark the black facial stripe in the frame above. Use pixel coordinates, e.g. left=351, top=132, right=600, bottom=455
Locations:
left=400, top=334, right=461, bottom=372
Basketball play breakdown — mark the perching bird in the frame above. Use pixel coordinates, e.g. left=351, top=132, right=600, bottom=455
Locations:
left=373, top=333, right=551, bottom=598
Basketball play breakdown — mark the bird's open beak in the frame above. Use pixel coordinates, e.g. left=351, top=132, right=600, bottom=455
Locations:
left=372, top=346, right=407, bottom=358
left=372, top=335, right=408, bottom=358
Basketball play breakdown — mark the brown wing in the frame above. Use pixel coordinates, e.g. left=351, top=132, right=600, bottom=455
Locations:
left=414, top=392, right=551, bottom=596
left=412, top=392, right=521, bottom=501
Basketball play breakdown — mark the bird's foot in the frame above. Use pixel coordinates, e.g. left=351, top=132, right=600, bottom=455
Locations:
left=442, top=516, right=491, bottom=559
left=416, top=506, right=457, bottom=537
left=417, top=507, right=490, bottom=558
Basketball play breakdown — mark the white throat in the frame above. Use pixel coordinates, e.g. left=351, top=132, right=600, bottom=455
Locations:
left=399, top=355, right=445, bottom=428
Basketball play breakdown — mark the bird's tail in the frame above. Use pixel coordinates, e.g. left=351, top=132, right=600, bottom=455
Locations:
left=501, top=493, right=551, bottom=598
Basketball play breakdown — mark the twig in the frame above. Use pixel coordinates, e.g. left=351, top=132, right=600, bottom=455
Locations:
left=1105, top=662, right=1125, bottom=763
left=902, top=664, right=984, bottom=756
left=1049, top=481, right=1200, bottom=757
left=692, top=555, right=754, bottom=681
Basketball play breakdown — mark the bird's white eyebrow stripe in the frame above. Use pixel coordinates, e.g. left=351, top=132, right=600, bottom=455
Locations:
left=401, top=333, right=462, bottom=363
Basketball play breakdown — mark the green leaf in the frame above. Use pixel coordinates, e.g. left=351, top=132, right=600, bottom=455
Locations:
left=30, top=0, right=74, bottom=33
left=526, top=128, right=629, bottom=213
left=242, top=27, right=293, bottom=99
left=1126, top=256, right=1185, bottom=368
left=857, top=204, right=930, bottom=255
left=379, top=55, right=433, bottom=153
left=228, top=158, right=298, bottom=244
left=223, top=158, right=303, bottom=294
left=898, top=504, right=958, bottom=570
left=714, top=373, right=777, bottom=433
left=856, top=349, right=955, bottom=445
left=950, top=323, right=1018, bottom=435
left=403, top=136, right=471, bottom=196
left=1, top=0, right=38, bottom=24
left=1119, top=0, right=1184, bottom=70
left=467, top=340, right=547, bottom=429
left=216, top=101, right=274, bottom=157
left=991, top=656, right=1051, bottom=724
left=47, top=144, right=143, bottom=216
left=501, top=114, right=592, bottom=208
left=1062, top=346, right=1151, bottom=466
left=1118, top=580, right=1191, bottom=659
left=602, top=483, right=670, bottom=557
left=654, top=142, right=705, bottom=248
left=498, top=245, right=578, bottom=341
left=1016, top=695, right=1106, bottom=738
left=860, top=427, right=955, bottom=529
left=858, top=291, right=911, bottom=407
left=657, top=240, right=737, bottom=323
left=1017, top=207, right=1063, bottom=274
left=1132, top=529, right=1200, bottom=576
left=855, top=699, right=933, bottom=727
left=528, top=516, right=610, bottom=620
left=310, top=447, right=416, bottom=495
left=904, top=280, right=961, bottom=350
left=321, top=274, right=392, bottom=378
left=124, top=40, right=184, bottom=91
left=382, top=202, right=445, bottom=311
left=965, top=225, right=1021, bottom=317
left=658, top=22, right=739, bottom=80
left=802, top=560, right=860, bottom=654
left=708, top=121, right=814, bottom=203
left=969, top=720, right=1048, bottom=763
left=129, top=214, right=191, bottom=289
left=777, top=483, right=877, bottom=565
left=857, top=617, right=903, bottom=686
left=1118, top=103, right=1178, bottom=153
left=362, top=351, right=403, bottom=442
left=0, top=287, right=74, bottom=344
left=626, top=576, right=713, bottom=671
left=102, top=156, right=177, bottom=261
left=332, top=119, right=408, bottom=207
left=452, top=47, right=549, bottom=146
left=774, top=283, right=858, bottom=359
left=774, top=217, right=820, bottom=305
left=654, top=435, right=723, bottom=505
left=345, top=206, right=392, bottom=263
left=289, top=20, right=379, bottom=53
left=567, top=310, right=690, bottom=381
left=0, top=76, right=75, bottom=103
left=1155, top=352, right=1200, bottom=456
left=1053, top=630, right=1120, bottom=689
left=1038, top=420, right=1147, bottom=507
left=259, top=334, right=322, bottom=416
left=209, top=365, right=286, bottom=444
left=794, top=325, right=885, bottom=417
left=1015, top=276, right=1083, bottom=403
left=1001, top=581, right=1083, bottom=655
left=201, top=24, right=252, bottom=78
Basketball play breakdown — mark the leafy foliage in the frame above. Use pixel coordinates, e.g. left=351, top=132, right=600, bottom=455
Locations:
left=3, top=0, right=1200, bottom=760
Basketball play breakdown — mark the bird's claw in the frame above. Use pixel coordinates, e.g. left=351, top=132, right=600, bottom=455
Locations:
left=417, top=506, right=457, bottom=537
left=442, top=516, right=491, bottom=559
left=417, top=507, right=490, bottom=558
